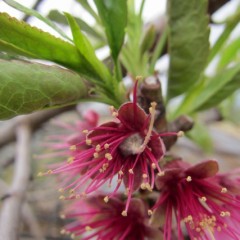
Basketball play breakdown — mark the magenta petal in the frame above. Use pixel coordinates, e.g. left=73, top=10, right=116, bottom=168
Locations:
left=118, top=102, right=147, bottom=130
left=155, top=169, right=183, bottom=190
left=83, top=110, right=99, bottom=126
left=185, top=160, right=219, bottom=179
left=149, top=136, right=165, bottom=159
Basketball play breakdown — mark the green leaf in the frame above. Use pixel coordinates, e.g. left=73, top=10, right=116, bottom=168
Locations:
left=94, top=0, right=127, bottom=62
left=3, top=0, right=71, bottom=41
left=217, top=38, right=240, bottom=70
left=167, top=0, right=210, bottom=99
left=0, top=13, right=104, bottom=81
left=75, top=0, right=100, bottom=23
left=64, top=12, right=111, bottom=84
left=48, top=10, right=104, bottom=41
left=0, top=60, right=89, bottom=120
left=175, top=65, right=240, bottom=115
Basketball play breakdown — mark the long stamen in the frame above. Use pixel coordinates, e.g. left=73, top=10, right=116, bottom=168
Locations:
left=139, top=102, right=157, bottom=152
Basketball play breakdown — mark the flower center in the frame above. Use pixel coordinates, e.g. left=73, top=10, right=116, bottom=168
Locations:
left=119, top=133, right=144, bottom=157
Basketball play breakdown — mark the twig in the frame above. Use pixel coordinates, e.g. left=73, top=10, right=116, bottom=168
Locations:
left=0, top=180, right=45, bottom=240
left=0, top=120, right=31, bottom=240
left=0, top=106, right=74, bottom=149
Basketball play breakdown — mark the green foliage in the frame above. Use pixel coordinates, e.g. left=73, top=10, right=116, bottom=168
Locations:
left=94, top=0, right=127, bottom=63
left=47, top=10, right=105, bottom=42
left=175, top=65, right=240, bottom=116
left=3, top=0, right=71, bottom=41
left=167, top=0, right=210, bottom=99
left=0, top=60, right=89, bottom=119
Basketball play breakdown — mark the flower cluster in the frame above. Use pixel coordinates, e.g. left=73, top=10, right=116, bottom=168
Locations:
left=150, top=160, right=240, bottom=240
left=40, top=91, right=240, bottom=240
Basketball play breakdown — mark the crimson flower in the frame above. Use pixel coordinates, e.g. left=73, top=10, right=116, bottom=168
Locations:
left=150, top=160, right=240, bottom=240
left=42, top=92, right=177, bottom=214
left=61, top=195, right=162, bottom=240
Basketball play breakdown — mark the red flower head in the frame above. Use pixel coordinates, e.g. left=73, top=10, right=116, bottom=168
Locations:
left=61, top=195, right=162, bottom=240
left=150, top=160, right=240, bottom=240
left=43, top=87, right=178, bottom=214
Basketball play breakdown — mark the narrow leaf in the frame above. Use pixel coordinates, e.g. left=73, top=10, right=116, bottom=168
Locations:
left=0, top=60, right=89, bottom=120
left=167, top=0, right=210, bottom=99
left=64, top=12, right=111, bottom=83
left=3, top=0, right=71, bottom=41
left=94, top=0, right=127, bottom=62
left=175, top=65, right=240, bottom=115
left=0, top=13, right=104, bottom=81
left=48, top=10, right=104, bottom=41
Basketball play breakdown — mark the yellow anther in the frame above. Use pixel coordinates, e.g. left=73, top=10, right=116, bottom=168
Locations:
left=95, top=144, right=101, bottom=152
left=221, top=187, right=227, bottom=193
left=112, top=112, right=118, bottom=117
left=145, top=183, right=152, bottom=191
left=121, top=210, right=127, bottom=216
left=60, top=214, right=65, bottom=219
left=142, top=174, right=148, bottom=179
left=69, top=145, right=76, bottom=151
left=177, top=131, right=184, bottom=137
left=201, top=196, right=207, bottom=202
left=59, top=195, right=65, bottom=200
left=69, top=189, right=75, bottom=194
left=60, top=229, right=66, bottom=234
left=158, top=171, right=165, bottom=176
left=141, top=183, right=146, bottom=189
left=148, top=210, right=153, bottom=216
left=85, top=226, right=92, bottom=231
left=104, top=196, right=109, bottom=203
left=93, top=152, right=99, bottom=158
left=225, top=211, right=231, bottom=217
left=67, top=157, right=74, bottom=164
left=105, top=153, right=112, bottom=161
left=118, top=170, right=123, bottom=175
left=186, top=176, right=192, bottom=182
left=47, top=170, right=53, bottom=174
left=75, top=194, right=81, bottom=199
left=104, top=143, right=110, bottom=149
left=70, top=233, right=75, bottom=239
left=58, top=188, right=64, bottom=193
left=151, top=163, right=156, bottom=169
left=129, top=169, right=134, bottom=174
left=109, top=106, right=115, bottom=112
left=37, top=172, right=43, bottom=177
left=220, top=211, right=226, bottom=217
left=136, top=76, right=143, bottom=81
left=82, top=129, right=89, bottom=134
left=86, top=139, right=92, bottom=145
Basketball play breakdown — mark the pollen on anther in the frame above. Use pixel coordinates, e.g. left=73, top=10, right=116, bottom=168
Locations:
left=67, top=157, right=74, bottom=164
left=158, top=171, right=165, bottom=176
left=104, top=196, right=109, bottom=203
left=148, top=210, right=153, bottom=216
left=82, top=129, right=89, bottom=134
left=85, top=226, right=92, bottom=231
left=112, top=112, right=118, bottom=117
left=151, top=163, right=156, bottom=169
left=221, top=187, right=227, bottom=193
left=95, top=144, right=101, bottom=152
left=58, top=188, right=64, bottom=193
left=104, top=143, right=110, bottom=149
left=37, top=172, right=43, bottom=177
left=141, top=183, right=146, bottom=189
left=201, top=196, right=207, bottom=202
left=59, top=195, right=65, bottom=200
left=121, top=210, right=127, bottom=216
left=105, top=153, right=112, bottom=161
left=186, top=176, right=192, bottom=182
left=177, top=131, right=184, bottom=137
left=129, top=169, right=134, bottom=174
left=69, top=145, right=76, bottom=151
left=86, top=139, right=92, bottom=145
left=70, top=233, right=75, bottom=239
left=47, top=170, right=53, bottom=174
left=93, top=152, right=99, bottom=158
left=119, top=170, right=124, bottom=175
left=142, top=173, right=148, bottom=179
